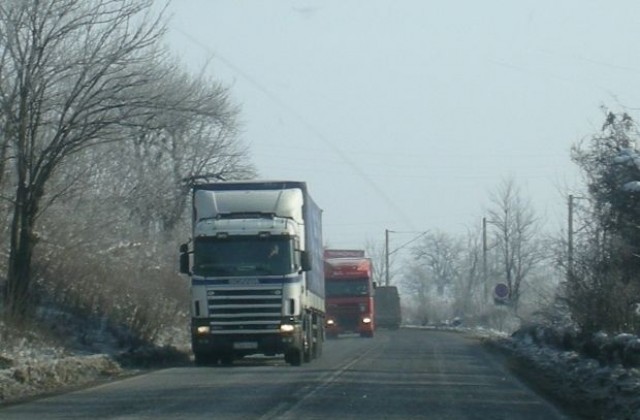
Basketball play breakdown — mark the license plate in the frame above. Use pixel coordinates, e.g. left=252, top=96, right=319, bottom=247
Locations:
left=233, top=341, right=258, bottom=350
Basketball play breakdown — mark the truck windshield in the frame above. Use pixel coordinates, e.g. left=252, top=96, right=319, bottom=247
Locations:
left=325, top=278, right=371, bottom=297
left=193, top=236, right=295, bottom=277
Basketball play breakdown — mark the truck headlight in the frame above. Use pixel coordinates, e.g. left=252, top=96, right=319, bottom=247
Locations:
left=362, top=317, right=372, bottom=324
left=326, top=319, right=335, bottom=326
left=280, top=324, right=295, bottom=333
left=196, top=326, right=210, bottom=334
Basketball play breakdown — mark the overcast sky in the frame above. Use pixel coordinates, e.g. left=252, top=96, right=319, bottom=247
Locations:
left=161, top=0, right=640, bottom=250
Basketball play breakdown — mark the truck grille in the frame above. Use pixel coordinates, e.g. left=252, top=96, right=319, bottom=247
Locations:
left=207, top=287, right=283, bottom=334
left=329, top=303, right=362, bottom=329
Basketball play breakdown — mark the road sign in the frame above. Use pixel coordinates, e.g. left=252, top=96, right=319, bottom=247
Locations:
left=494, top=283, right=509, bottom=303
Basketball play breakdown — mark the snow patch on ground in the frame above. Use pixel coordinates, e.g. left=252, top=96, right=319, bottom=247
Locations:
left=0, top=354, right=122, bottom=403
left=0, top=322, right=191, bottom=405
left=479, top=327, right=640, bottom=420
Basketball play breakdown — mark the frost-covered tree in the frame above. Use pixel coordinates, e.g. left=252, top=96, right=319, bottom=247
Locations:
left=486, top=178, right=543, bottom=315
left=569, top=110, right=640, bottom=333
left=98, top=65, right=255, bottom=237
left=401, top=231, right=463, bottom=324
left=0, top=0, right=255, bottom=322
left=0, top=0, right=171, bottom=319
left=453, top=226, right=485, bottom=317
left=411, top=232, right=462, bottom=297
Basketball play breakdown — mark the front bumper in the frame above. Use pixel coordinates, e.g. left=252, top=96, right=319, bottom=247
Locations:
left=191, top=322, right=303, bottom=356
left=325, top=316, right=373, bottom=335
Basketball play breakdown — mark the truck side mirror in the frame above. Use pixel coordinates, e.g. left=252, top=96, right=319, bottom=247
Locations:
left=179, top=244, right=190, bottom=275
left=300, top=251, right=311, bottom=272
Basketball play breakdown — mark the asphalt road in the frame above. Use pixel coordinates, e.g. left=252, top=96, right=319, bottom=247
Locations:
left=0, top=328, right=572, bottom=419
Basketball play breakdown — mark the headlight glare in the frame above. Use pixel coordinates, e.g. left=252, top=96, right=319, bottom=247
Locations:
left=280, top=324, right=295, bottom=333
left=196, top=326, right=210, bottom=334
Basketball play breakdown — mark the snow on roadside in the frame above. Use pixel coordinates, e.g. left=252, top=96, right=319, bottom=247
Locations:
left=0, top=354, right=122, bottom=404
left=409, top=324, right=640, bottom=419
left=0, top=327, right=190, bottom=406
left=480, top=327, right=640, bottom=420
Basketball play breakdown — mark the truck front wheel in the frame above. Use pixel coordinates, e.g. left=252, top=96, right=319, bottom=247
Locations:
left=220, top=352, right=234, bottom=366
left=285, top=347, right=303, bottom=366
left=303, top=332, right=312, bottom=363
left=194, top=352, right=216, bottom=366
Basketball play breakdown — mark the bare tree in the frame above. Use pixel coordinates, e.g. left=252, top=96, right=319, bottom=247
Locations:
left=106, top=65, right=255, bottom=236
left=400, top=231, right=463, bottom=324
left=412, top=231, right=462, bottom=297
left=487, top=178, right=543, bottom=314
left=453, top=226, right=484, bottom=318
left=401, top=263, right=431, bottom=324
left=365, top=238, right=386, bottom=287
left=0, top=0, right=168, bottom=318
left=27, top=58, right=255, bottom=342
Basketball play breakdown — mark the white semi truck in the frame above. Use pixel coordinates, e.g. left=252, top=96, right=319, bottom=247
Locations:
left=179, top=181, right=325, bottom=366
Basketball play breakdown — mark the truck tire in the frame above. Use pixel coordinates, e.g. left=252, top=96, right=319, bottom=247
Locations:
left=303, top=337, right=312, bottom=363
left=194, top=352, right=215, bottom=366
left=220, top=352, right=234, bottom=366
left=312, top=317, right=323, bottom=359
left=285, top=347, right=302, bottom=366
left=313, top=332, right=323, bottom=358
left=303, top=314, right=313, bottom=363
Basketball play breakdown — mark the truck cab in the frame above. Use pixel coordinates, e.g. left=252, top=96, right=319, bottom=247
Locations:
left=180, top=181, right=324, bottom=366
left=324, top=251, right=375, bottom=338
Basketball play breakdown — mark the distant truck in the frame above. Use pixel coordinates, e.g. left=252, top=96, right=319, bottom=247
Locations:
left=374, top=285, right=401, bottom=329
left=324, top=250, right=375, bottom=338
left=179, top=181, right=325, bottom=366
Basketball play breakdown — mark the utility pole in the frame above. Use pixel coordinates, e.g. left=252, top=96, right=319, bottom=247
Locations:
left=482, top=217, right=488, bottom=302
left=385, top=229, right=390, bottom=286
left=567, top=194, right=574, bottom=280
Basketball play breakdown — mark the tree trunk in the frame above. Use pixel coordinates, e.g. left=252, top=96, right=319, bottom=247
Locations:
left=5, top=183, right=37, bottom=320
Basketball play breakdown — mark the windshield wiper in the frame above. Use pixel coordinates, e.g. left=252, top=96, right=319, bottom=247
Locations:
left=195, top=264, right=232, bottom=275
left=254, top=265, right=274, bottom=275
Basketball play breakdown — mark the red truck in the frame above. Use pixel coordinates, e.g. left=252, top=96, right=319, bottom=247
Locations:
left=324, top=250, right=375, bottom=338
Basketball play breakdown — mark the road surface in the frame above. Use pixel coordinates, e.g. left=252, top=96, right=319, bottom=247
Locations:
left=0, top=328, right=571, bottom=419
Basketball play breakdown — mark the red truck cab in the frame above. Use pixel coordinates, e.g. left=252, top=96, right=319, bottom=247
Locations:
left=324, top=250, right=375, bottom=338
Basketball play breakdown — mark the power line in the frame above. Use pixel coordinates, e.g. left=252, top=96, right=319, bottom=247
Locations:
left=172, top=26, right=418, bottom=231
